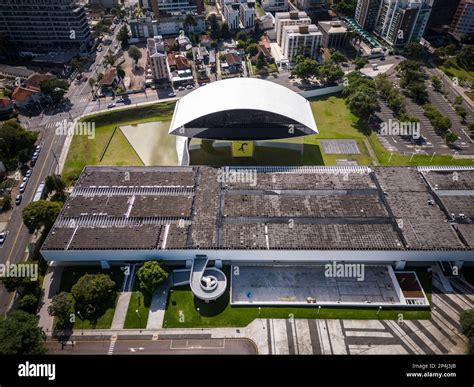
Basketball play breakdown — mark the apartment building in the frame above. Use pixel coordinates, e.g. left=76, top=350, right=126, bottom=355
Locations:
left=318, top=20, right=348, bottom=48
left=293, top=0, right=327, bottom=13
left=355, top=0, right=382, bottom=31
left=224, top=3, right=241, bottom=30
left=240, top=2, right=256, bottom=29
left=373, top=0, right=432, bottom=47
left=147, top=36, right=171, bottom=81
left=139, top=0, right=203, bottom=15
left=281, top=24, right=322, bottom=61
left=262, top=0, right=288, bottom=12
left=0, top=0, right=92, bottom=52
left=275, top=11, right=311, bottom=45
left=450, top=0, right=474, bottom=41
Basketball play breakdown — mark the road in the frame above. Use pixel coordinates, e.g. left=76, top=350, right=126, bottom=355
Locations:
left=0, top=22, right=135, bottom=315
left=46, top=338, right=257, bottom=355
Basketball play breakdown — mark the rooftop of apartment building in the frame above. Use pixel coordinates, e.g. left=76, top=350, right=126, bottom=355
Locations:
left=42, top=166, right=474, bottom=252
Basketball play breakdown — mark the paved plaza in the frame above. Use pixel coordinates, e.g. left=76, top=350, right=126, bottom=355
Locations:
left=231, top=265, right=399, bottom=305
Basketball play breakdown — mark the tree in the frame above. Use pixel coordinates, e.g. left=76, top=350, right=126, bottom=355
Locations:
left=318, top=61, right=344, bottom=85
left=128, top=45, right=142, bottom=67
left=18, top=294, right=39, bottom=314
left=343, top=72, right=379, bottom=120
left=256, top=52, right=266, bottom=69
left=184, top=14, right=197, bottom=31
left=330, top=50, right=347, bottom=64
left=88, top=77, right=96, bottom=89
left=468, top=121, right=474, bottom=133
left=354, top=57, right=368, bottom=70
left=104, top=52, right=117, bottom=67
left=71, top=274, right=116, bottom=314
left=208, top=14, right=220, bottom=40
left=116, top=65, right=125, bottom=79
left=460, top=308, right=474, bottom=354
left=0, top=311, right=46, bottom=355
left=0, top=276, right=35, bottom=296
left=117, top=25, right=130, bottom=46
left=22, top=200, right=62, bottom=231
left=431, top=76, right=443, bottom=92
left=0, top=192, right=11, bottom=211
left=291, top=55, right=319, bottom=81
left=405, top=42, right=423, bottom=59
left=48, top=292, right=72, bottom=326
left=39, top=79, right=69, bottom=103
left=221, top=23, right=231, bottom=39
left=136, top=261, right=168, bottom=295
left=333, top=0, right=357, bottom=16
left=387, top=92, right=406, bottom=115
left=0, top=119, right=37, bottom=171
left=246, top=43, right=259, bottom=56
left=44, top=174, right=66, bottom=202
left=455, top=105, right=467, bottom=122
left=446, top=131, right=459, bottom=144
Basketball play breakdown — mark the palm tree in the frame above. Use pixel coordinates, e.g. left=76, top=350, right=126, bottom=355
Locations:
left=104, top=53, right=117, bottom=67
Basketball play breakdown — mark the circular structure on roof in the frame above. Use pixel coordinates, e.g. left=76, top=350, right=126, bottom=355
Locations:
left=169, top=78, right=318, bottom=141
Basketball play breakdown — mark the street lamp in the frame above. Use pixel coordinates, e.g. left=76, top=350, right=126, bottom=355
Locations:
left=77, top=311, right=84, bottom=335
left=377, top=306, right=382, bottom=315
left=136, top=309, right=141, bottom=333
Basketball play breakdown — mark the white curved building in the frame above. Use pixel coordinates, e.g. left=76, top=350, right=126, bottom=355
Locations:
left=169, top=78, right=318, bottom=140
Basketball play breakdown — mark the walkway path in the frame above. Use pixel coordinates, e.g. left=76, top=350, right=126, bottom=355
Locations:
left=37, top=266, right=63, bottom=333
left=146, top=280, right=170, bottom=330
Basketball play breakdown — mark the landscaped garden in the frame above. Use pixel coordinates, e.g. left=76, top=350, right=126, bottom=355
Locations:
left=62, top=102, right=175, bottom=184
left=51, top=266, right=124, bottom=330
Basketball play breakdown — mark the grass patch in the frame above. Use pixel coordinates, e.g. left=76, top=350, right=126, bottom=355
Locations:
left=55, top=266, right=124, bottom=330
left=123, top=280, right=151, bottom=329
left=62, top=102, right=175, bottom=184
left=466, top=90, right=474, bottom=102
left=163, top=267, right=431, bottom=328
left=439, top=58, right=474, bottom=84
left=251, top=62, right=278, bottom=74
left=255, top=2, right=265, bottom=17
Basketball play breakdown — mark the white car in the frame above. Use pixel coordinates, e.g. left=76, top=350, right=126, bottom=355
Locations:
left=25, top=169, right=32, bottom=178
left=186, top=84, right=194, bottom=90
left=178, top=86, right=185, bottom=91
left=22, top=176, right=29, bottom=184
left=107, top=103, right=116, bottom=109
left=0, top=232, right=6, bottom=245
left=168, top=92, right=176, bottom=97
left=19, top=182, right=26, bottom=193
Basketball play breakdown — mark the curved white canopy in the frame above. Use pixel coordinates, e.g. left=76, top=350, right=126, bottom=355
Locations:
left=169, top=78, right=318, bottom=135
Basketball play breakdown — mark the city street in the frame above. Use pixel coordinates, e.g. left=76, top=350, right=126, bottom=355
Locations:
left=46, top=338, right=257, bottom=355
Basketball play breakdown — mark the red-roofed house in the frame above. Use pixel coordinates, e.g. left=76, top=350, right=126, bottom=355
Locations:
left=225, top=52, right=242, bottom=73
left=11, top=72, right=55, bottom=110
left=0, top=97, right=14, bottom=118
left=175, top=55, right=191, bottom=71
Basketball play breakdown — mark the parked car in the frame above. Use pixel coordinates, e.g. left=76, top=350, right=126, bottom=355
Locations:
left=30, top=158, right=36, bottom=167
left=25, top=169, right=32, bottom=178
left=15, top=194, right=22, bottom=205
left=186, top=84, right=194, bottom=90
left=35, top=145, right=41, bottom=152
left=107, top=103, right=116, bottom=109
left=116, top=98, right=125, bottom=103
left=19, top=182, right=26, bottom=193
left=22, top=176, right=29, bottom=184
left=0, top=232, right=6, bottom=245
left=178, top=86, right=185, bottom=91
left=168, top=92, right=176, bottom=97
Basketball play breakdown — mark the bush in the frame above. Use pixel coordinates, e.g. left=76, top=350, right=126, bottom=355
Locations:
left=18, top=294, right=39, bottom=314
left=71, top=274, right=115, bottom=315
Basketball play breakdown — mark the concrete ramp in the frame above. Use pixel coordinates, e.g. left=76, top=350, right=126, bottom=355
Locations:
left=190, top=256, right=227, bottom=301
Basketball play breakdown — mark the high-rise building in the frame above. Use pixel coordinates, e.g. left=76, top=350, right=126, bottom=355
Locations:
left=275, top=11, right=312, bottom=45
left=450, top=0, right=474, bottom=41
left=426, top=0, right=462, bottom=32
left=139, top=0, right=200, bottom=15
left=281, top=24, right=322, bottom=61
left=262, top=0, right=288, bottom=12
left=318, top=20, right=348, bottom=48
left=0, top=0, right=92, bottom=52
left=374, top=0, right=433, bottom=47
left=224, top=3, right=241, bottom=30
left=240, top=2, right=256, bottom=29
left=355, top=0, right=382, bottom=31
left=294, top=0, right=327, bottom=13
left=147, top=35, right=171, bottom=81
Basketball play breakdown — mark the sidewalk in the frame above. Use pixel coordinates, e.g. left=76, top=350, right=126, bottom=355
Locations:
left=146, top=280, right=170, bottom=330
left=110, top=292, right=132, bottom=330
left=37, top=265, right=63, bottom=333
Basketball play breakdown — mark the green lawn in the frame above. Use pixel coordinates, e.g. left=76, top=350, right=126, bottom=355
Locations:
left=62, top=102, right=175, bottom=184
left=439, top=58, right=474, bottom=84
left=163, top=268, right=431, bottom=328
left=255, top=2, right=265, bottom=17
left=466, top=90, right=474, bottom=102
left=123, top=280, right=151, bottom=329
left=251, top=62, right=278, bottom=74
left=55, top=266, right=124, bottom=330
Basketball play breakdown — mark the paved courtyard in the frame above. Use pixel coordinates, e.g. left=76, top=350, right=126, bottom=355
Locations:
left=231, top=265, right=399, bottom=305
left=321, top=140, right=360, bottom=154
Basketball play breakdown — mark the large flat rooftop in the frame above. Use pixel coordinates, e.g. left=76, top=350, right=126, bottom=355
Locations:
left=42, top=166, right=474, bottom=252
